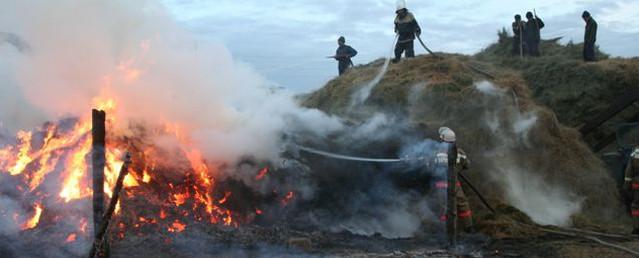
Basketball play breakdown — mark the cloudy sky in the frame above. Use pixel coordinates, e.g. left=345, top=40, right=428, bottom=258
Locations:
left=160, top=0, right=639, bottom=92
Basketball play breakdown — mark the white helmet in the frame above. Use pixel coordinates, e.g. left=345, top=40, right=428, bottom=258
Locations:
left=439, top=127, right=456, bottom=143
left=396, top=0, right=407, bottom=11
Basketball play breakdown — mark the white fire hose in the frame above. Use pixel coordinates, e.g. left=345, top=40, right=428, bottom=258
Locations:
left=296, top=145, right=414, bottom=163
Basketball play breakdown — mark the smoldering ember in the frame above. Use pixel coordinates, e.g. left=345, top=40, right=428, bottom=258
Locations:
left=1, top=1, right=639, bottom=258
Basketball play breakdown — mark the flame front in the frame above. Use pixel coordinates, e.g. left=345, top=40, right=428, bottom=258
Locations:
left=0, top=47, right=287, bottom=241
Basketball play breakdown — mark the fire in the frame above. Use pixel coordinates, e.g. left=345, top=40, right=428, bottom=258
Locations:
left=79, top=219, right=88, bottom=234
left=8, top=131, right=33, bottom=176
left=142, top=169, right=151, bottom=183
left=255, top=167, right=269, bottom=180
left=22, top=203, right=43, bottom=230
left=65, top=233, right=77, bottom=243
left=173, top=192, right=188, bottom=207
left=0, top=70, right=292, bottom=238
left=218, top=191, right=231, bottom=204
left=168, top=220, right=186, bottom=233
left=59, top=137, right=92, bottom=202
left=281, top=191, right=295, bottom=206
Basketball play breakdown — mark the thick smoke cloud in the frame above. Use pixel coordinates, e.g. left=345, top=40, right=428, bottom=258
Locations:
left=0, top=1, right=343, bottom=256
left=0, top=0, right=342, bottom=163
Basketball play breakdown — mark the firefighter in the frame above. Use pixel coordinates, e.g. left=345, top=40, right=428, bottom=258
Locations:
left=624, top=147, right=639, bottom=234
left=435, top=127, right=474, bottom=232
left=512, top=14, right=526, bottom=56
left=524, top=11, right=545, bottom=57
left=393, top=0, right=421, bottom=63
left=582, top=11, right=598, bottom=62
left=334, top=36, right=358, bottom=75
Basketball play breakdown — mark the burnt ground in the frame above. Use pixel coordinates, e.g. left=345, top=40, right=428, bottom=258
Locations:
left=4, top=223, right=639, bottom=258
left=106, top=225, right=639, bottom=258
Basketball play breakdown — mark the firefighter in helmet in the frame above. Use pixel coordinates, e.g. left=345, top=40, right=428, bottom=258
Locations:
left=624, top=147, right=639, bottom=234
left=435, top=127, right=474, bottom=232
left=393, top=0, right=421, bottom=63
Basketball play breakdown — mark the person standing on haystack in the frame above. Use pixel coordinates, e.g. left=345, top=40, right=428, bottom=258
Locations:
left=524, top=11, right=544, bottom=57
left=512, top=14, right=527, bottom=57
left=393, top=0, right=421, bottom=63
left=334, top=36, right=358, bottom=75
left=582, top=11, right=598, bottom=62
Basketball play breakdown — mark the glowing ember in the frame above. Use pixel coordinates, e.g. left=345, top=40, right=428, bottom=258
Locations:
left=79, top=219, right=88, bottom=234
left=173, top=193, right=188, bottom=207
left=65, top=233, right=77, bottom=243
left=255, top=167, right=269, bottom=180
left=142, top=169, right=151, bottom=183
left=218, top=191, right=231, bottom=204
left=168, top=220, right=186, bottom=233
left=281, top=191, right=295, bottom=206
left=22, top=203, right=43, bottom=230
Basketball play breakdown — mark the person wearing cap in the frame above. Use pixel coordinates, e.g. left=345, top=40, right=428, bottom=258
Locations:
left=334, top=36, right=358, bottom=75
left=582, top=11, right=598, bottom=62
left=434, top=127, right=475, bottom=233
left=512, top=14, right=527, bottom=56
left=624, top=147, right=639, bottom=234
left=524, top=11, right=545, bottom=57
left=393, top=0, right=421, bottom=63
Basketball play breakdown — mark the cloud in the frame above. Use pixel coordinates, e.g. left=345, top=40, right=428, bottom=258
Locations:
left=600, top=1, right=639, bottom=34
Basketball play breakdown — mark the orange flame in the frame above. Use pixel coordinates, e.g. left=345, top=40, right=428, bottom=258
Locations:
left=22, top=203, right=43, bottom=230
left=168, top=220, right=186, bottom=233
left=8, top=131, right=33, bottom=176
left=255, top=167, right=269, bottom=180
left=218, top=191, right=231, bottom=204
left=65, top=233, right=77, bottom=243
left=59, top=137, right=92, bottom=202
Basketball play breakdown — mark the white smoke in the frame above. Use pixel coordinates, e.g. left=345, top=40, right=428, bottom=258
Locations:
left=0, top=0, right=342, bottom=163
left=475, top=81, right=583, bottom=226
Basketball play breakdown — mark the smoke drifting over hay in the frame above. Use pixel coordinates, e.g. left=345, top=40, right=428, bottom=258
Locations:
left=0, top=0, right=342, bottom=163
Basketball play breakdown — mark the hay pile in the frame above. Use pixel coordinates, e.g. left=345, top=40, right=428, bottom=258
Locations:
left=476, top=31, right=639, bottom=149
left=303, top=51, right=628, bottom=229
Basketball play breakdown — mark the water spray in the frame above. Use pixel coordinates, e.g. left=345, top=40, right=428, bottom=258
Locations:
left=350, top=35, right=399, bottom=107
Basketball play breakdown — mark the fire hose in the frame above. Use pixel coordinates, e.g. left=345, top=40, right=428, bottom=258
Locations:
left=297, top=145, right=404, bottom=163
left=297, top=145, right=496, bottom=212
left=415, top=35, right=496, bottom=80
left=416, top=35, right=441, bottom=59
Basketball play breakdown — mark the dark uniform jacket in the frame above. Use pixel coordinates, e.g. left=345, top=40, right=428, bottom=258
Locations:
left=525, top=18, right=545, bottom=43
left=394, top=12, right=421, bottom=43
left=335, top=45, right=358, bottom=64
left=512, top=21, right=526, bottom=38
left=585, top=18, right=598, bottom=43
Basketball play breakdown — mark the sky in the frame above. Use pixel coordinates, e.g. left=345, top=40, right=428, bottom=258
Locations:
left=160, top=0, right=639, bottom=93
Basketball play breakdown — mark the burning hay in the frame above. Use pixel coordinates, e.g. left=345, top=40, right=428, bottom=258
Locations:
left=1, top=1, right=638, bottom=258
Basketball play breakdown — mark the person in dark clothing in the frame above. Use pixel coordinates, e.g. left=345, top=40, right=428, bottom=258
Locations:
left=582, top=11, right=598, bottom=62
left=525, top=11, right=545, bottom=57
left=512, top=14, right=526, bottom=57
left=393, top=5, right=421, bottom=63
left=334, top=36, right=358, bottom=75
